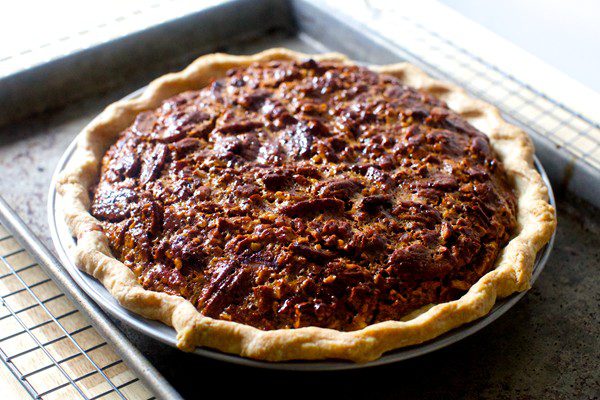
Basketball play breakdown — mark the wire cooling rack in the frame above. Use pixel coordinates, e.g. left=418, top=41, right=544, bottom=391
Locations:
left=0, top=211, right=155, bottom=399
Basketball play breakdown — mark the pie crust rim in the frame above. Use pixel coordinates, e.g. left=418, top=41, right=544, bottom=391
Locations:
left=56, top=48, right=557, bottom=362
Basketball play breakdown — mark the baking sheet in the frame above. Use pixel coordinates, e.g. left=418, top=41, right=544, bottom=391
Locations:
left=0, top=0, right=597, bottom=397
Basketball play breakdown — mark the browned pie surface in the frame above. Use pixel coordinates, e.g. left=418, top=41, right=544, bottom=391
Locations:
left=91, top=60, right=517, bottom=330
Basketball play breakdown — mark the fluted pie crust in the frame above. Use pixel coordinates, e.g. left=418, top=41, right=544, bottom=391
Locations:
left=57, top=48, right=556, bottom=362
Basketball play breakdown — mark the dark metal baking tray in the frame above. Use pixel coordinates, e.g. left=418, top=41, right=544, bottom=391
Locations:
left=1, top=0, right=598, bottom=399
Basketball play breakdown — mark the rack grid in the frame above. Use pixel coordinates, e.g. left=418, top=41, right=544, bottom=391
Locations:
left=0, top=221, right=153, bottom=399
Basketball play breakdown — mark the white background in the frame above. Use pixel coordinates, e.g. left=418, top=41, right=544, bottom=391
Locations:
left=440, top=0, right=600, bottom=92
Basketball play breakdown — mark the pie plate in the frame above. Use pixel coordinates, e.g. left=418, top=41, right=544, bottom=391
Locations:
left=48, top=88, right=556, bottom=371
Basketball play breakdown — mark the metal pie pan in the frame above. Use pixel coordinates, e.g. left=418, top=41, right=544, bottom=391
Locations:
left=48, top=89, right=556, bottom=371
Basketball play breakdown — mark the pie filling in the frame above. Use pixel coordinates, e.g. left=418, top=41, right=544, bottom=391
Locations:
left=91, top=60, right=517, bottom=330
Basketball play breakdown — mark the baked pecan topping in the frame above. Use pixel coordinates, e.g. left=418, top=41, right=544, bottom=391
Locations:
left=91, top=60, right=517, bottom=330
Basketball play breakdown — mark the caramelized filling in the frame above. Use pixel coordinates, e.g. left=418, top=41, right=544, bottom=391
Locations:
left=91, top=60, right=517, bottom=330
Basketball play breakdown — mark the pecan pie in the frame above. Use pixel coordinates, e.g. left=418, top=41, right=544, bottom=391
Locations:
left=57, top=49, right=556, bottom=362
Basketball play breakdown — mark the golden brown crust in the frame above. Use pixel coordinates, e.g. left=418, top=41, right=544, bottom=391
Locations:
left=56, top=48, right=556, bottom=362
